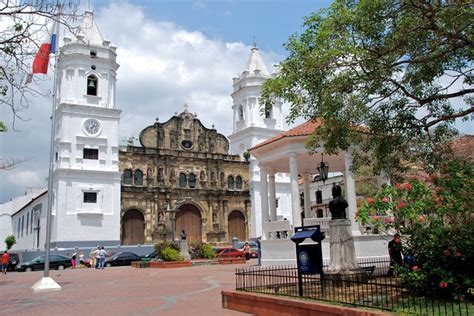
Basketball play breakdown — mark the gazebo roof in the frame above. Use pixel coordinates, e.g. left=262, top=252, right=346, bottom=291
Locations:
left=250, top=120, right=322, bottom=151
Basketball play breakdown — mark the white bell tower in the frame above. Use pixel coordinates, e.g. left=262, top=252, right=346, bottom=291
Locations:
left=228, top=46, right=291, bottom=238
left=51, top=10, right=121, bottom=247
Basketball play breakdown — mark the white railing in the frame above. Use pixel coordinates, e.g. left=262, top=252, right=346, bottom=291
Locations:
left=303, top=217, right=331, bottom=234
left=263, top=220, right=292, bottom=240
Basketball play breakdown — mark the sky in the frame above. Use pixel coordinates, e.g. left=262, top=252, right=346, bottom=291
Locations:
left=0, top=0, right=331, bottom=203
left=0, top=0, right=472, bottom=203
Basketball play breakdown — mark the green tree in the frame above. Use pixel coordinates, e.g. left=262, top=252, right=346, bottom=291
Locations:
left=262, top=0, right=473, bottom=177
left=4, top=235, right=16, bottom=250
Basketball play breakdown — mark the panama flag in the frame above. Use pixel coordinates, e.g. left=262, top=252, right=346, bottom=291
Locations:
left=31, top=18, right=59, bottom=74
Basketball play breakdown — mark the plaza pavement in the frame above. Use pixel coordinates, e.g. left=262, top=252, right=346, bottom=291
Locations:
left=0, top=261, right=254, bottom=316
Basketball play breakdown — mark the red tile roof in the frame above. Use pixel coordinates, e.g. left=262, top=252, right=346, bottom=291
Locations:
left=249, top=120, right=322, bottom=151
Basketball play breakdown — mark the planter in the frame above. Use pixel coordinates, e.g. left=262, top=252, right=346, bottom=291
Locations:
left=149, top=261, right=192, bottom=268
left=218, top=257, right=246, bottom=265
left=131, top=261, right=150, bottom=268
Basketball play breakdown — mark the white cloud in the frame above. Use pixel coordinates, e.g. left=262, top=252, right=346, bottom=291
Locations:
left=0, top=1, right=281, bottom=202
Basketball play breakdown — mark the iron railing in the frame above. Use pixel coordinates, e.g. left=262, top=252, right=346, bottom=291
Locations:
left=236, top=259, right=471, bottom=315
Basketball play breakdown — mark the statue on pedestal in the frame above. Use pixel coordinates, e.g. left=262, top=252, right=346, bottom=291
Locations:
left=327, top=184, right=359, bottom=275
left=328, top=185, right=348, bottom=220
left=178, top=229, right=191, bottom=261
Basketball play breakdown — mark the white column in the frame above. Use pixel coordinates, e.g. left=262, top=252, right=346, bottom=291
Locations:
left=268, top=171, right=277, bottom=221
left=344, top=150, right=360, bottom=235
left=259, top=166, right=269, bottom=238
left=303, top=174, right=311, bottom=220
left=289, top=153, right=302, bottom=227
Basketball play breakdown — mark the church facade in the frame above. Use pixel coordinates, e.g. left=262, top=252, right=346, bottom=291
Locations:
left=119, top=109, right=251, bottom=245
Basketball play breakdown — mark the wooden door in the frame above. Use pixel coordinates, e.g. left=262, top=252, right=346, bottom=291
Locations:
left=228, top=210, right=245, bottom=241
left=122, top=209, right=145, bottom=245
left=175, top=204, right=202, bottom=243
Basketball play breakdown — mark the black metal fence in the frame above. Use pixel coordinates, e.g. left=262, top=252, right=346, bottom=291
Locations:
left=235, top=259, right=471, bottom=315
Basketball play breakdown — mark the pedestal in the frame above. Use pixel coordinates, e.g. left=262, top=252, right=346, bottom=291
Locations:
left=328, top=219, right=359, bottom=273
left=179, top=240, right=191, bottom=261
left=32, top=277, right=62, bottom=293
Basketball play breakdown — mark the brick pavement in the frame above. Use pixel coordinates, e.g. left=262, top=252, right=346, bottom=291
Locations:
left=0, top=261, right=254, bottom=316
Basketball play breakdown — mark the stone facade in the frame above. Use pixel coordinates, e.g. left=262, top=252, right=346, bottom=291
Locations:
left=120, top=108, right=251, bottom=245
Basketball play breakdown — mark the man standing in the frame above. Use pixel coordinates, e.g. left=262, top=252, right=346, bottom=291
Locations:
left=2, top=251, right=9, bottom=275
left=99, top=246, right=106, bottom=269
left=388, top=233, right=403, bottom=276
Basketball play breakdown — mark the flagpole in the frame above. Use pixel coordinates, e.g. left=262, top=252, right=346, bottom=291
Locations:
left=33, top=8, right=62, bottom=292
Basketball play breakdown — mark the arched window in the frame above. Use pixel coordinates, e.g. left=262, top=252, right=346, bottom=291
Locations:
left=235, top=176, right=243, bottom=190
left=179, top=173, right=187, bottom=188
left=188, top=173, right=196, bottom=188
left=227, top=175, right=235, bottom=190
left=134, top=169, right=143, bottom=185
left=87, top=74, right=98, bottom=96
left=123, top=169, right=133, bottom=185
left=238, top=105, right=244, bottom=121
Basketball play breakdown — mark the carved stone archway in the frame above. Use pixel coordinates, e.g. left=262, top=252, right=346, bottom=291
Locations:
left=122, top=209, right=145, bottom=245
left=175, top=204, right=202, bottom=243
left=228, top=210, right=246, bottom=241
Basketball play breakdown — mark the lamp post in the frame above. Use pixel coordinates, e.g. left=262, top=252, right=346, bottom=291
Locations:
left=317, top=153, right=329, bottom=184
left=163, top=201, right=176, bottom=241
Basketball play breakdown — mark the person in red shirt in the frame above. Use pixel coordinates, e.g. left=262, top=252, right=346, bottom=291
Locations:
left=2, top=251, right=9, bottom=275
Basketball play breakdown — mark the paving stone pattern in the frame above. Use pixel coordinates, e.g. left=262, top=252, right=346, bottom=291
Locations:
left=0, top=262, right=253, bottom=316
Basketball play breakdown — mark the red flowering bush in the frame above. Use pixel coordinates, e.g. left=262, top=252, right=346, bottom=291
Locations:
left=357, top=160, right=474, bottom=300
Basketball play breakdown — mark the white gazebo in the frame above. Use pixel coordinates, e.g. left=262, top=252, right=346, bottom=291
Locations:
left=249, top=120, right=390, bottom=266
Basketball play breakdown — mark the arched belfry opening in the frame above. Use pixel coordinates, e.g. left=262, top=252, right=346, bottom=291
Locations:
left=87, top=74, right=98, bottom=96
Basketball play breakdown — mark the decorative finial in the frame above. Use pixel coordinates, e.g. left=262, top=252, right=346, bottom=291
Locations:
left=184, top=102, right=189, bottom=112
left=212, top=124, right=215, bottom=129
left=194, top=112, right=197, bottom=118
left=155, top=117, right=159, bottom=123
left=253, top=35, right=257, bottom=48
left=174, top=111, right=178, bottom=115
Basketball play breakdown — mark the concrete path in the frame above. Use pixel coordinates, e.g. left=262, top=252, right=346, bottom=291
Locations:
left=0, top=261, right=254, bottom=315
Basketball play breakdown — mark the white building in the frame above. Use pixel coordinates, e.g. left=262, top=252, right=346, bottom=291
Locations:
left=0, top=188, right=46, bottom=250
left=9, top=190, right=48, bottom=251
left=1, top=11, right=121, bottom=251
left=49, top=10, right=121, bottom=248
left=228, top=46, right=291, bottom=238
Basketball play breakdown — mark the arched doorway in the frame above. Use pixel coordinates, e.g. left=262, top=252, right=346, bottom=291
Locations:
left=228, top=210, right=245, bottom=241
left=121, top=209, right=145, bottom=245
left=175, top=204, right=202, bottom=242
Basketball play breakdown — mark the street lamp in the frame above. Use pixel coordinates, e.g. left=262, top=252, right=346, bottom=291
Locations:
left=163, top=201, right=176, bottom=241
left=317, top=153, right=329, bottom=184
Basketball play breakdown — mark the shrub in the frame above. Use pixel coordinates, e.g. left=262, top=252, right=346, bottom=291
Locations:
left=356, top=160, right=474, bottom=300
left=155, top=242, right=179, bottom=258
left=201, top=243, right=216, bottom=259
left=189, top=241, right=203, bottom=259
left=4, top=235, right=16, bottom=250
left=161, top=247, right=184, bottom=262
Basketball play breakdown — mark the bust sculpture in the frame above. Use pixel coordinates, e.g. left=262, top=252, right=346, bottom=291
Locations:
left=328, top=184, right=348, bottom=220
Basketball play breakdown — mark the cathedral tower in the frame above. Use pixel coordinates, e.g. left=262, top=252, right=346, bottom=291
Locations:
left=51, top=10, right=121, bottom=247
left=228, top=46, right=290, bottom=238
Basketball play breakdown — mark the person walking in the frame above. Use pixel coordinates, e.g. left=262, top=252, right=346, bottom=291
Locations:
left=388, top=233, right=403, bottom=276
left=71, top=251, right=77, bottom=269
left=243, top=242, right=251, bottom=261
left=99, top=246, right=106, bottom=269
left=2, top=251, right=9, bottom=275
left=95, top=246, right=101, bottom=269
